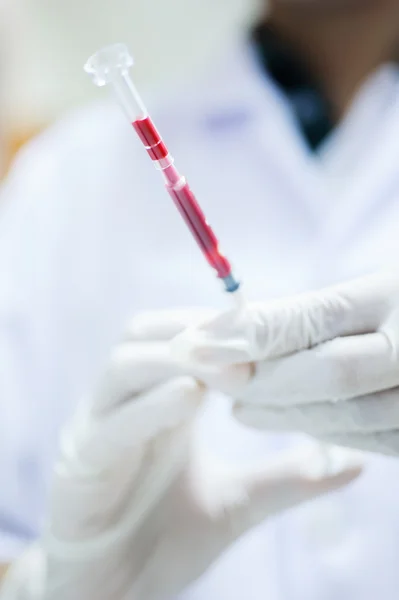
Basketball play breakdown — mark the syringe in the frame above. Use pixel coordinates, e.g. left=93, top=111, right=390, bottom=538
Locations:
left=84, top=44, right=338, bottom=479
left=84, top=43, right=240, bottom=294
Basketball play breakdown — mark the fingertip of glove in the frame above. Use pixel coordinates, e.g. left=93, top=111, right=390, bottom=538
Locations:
left=127, top=308, right=217, bottom=342
left=153, top=376, right=205, bottom=429
left=175, top=375, right=206, bottom=395
left=168, top=376, right=207, bottom=407
left=171, top=325, right=252, bottom=367
left=298, top=444, right=364, bottom=483
left=199, top=362, right=254, bottom=396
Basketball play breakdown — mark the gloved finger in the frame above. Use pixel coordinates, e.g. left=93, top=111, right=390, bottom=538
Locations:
left=233, top=387, right=399, bottom=435
left=94, top=342, right=188, bottom=412
left=52, top=421, right=191, bottom=543
left=172, top=271, right=399, bottom=366
left=240, top=331, right=399, bottom=406
left=221, top=444, right=363, bottom=539
left=126, top=308, right=216, bottom=342
left=94, top=341, right=250, bottom=414
left=320, top=431, right=399, bottom=456
left=67, top=376, right=204, bottom=470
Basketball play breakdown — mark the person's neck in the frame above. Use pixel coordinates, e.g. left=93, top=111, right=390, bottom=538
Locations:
left=265, top=3, right=399, bottom=119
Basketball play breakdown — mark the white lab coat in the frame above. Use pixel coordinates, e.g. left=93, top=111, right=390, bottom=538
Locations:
left=2, top=40, right=399, bottom=598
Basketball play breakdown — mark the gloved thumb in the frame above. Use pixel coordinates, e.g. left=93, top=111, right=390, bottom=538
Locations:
left=171, top=273, right=398, bottom=366
left=60, top=377, right=204, bottom=474
left=220, top=444, right=363, bottom=540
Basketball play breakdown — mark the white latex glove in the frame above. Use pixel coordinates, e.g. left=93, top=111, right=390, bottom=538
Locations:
left=1, top=311, right=361, bottom=600
left=172, top=273, right=399, bottom=456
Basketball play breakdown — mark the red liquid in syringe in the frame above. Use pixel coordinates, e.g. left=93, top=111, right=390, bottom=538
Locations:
left=132, top=116, right=233, bottom=280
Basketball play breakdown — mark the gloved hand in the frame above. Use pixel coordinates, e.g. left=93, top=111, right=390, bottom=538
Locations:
left=1, top=311, right=361, bottom=600
left=172, top=272, right=399, bottom=456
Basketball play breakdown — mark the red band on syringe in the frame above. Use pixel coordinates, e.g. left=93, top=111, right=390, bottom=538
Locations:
left=132, top=114, right=233, bottom=281
left=133, top=117, right=168, bottom=159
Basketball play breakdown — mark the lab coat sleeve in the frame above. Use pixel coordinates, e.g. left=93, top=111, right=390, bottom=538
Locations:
left=0, top=139, right=66, bottom=560
left=0, top=103, right=150, bottom=560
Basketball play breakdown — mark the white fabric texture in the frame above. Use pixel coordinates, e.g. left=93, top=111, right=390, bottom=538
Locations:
left=0, top=546, right=45, bottom=600
left=173, top=273, right=399, bottom=455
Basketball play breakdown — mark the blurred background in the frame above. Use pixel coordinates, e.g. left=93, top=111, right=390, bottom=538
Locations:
left=0, top=0, right=258, bottom=177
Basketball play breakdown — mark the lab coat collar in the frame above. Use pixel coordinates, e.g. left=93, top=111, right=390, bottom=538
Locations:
left=195, top=38, right=330, bottom=225
left=195, top=39, right=399, bottom=231
left=319, top=64, right=399, bottom=243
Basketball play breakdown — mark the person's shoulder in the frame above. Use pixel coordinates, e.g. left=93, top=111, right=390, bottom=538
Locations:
left=0, top=100, right=135, bottom=232
left=11, top=99, right=130, bottom=175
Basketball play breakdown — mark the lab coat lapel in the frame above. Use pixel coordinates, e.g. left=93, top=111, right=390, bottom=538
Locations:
left=319, top=68, right=399, bottom=243
left=232, top=47, right=399, bottom=242
left=200, top=42, right=331, bottom=227
left=251, top=95, right=329, bottom=224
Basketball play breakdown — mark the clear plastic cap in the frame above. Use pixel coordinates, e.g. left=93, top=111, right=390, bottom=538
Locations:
left=84, top=43, right=147, bottom=120
left=84, top=43, right=133, bottom=87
